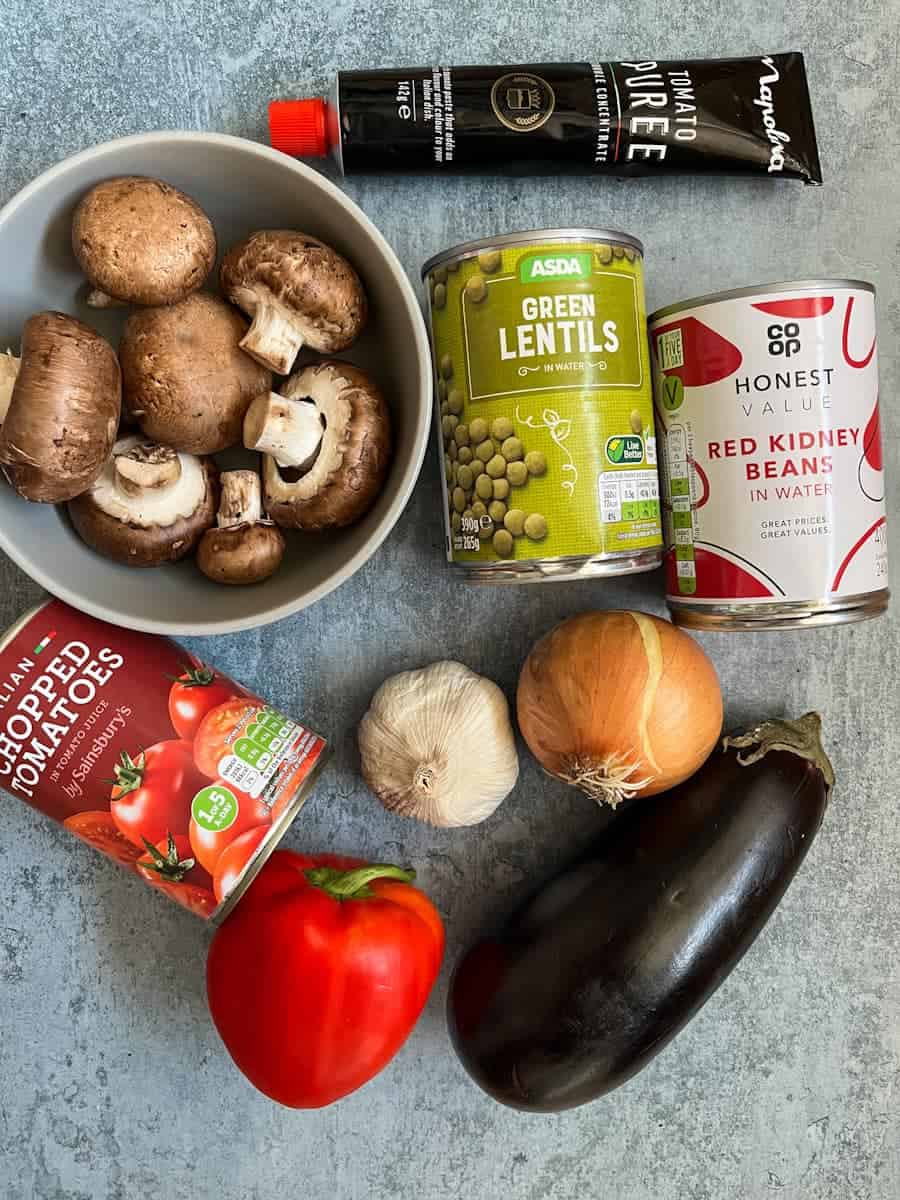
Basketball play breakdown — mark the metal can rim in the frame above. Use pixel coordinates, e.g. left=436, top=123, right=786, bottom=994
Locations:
left=0, top=600, right=52, bottom=654
left=650, top=278, right=875, bottom=323
left=422, top=227, right=644, bottom=278
left=211, top=741, right=332, bottom=923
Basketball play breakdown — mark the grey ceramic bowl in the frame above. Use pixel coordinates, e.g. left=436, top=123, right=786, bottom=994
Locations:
left=0, top=132, right=431, bottom=634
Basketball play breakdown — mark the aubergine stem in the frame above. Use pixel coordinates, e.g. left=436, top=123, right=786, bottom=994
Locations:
left=723, top=712, right=834, bottom=796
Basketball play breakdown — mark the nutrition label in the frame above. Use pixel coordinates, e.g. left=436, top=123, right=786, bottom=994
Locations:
left=217, top=707, right=314, bottom=801
left=664, top=425, right=697, bottom=595
left=598, top=468, right=660, bottom=524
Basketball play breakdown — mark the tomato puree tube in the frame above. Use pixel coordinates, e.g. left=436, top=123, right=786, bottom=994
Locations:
left=649, top=280, right=888, bottom=630
left=0, top=600, right=328, bottom=920
left=269, top=54, right=821, bottom=183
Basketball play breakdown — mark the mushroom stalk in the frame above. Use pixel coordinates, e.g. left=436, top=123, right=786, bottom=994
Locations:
left=244, top=392, right=323, bottom=470
left=218, top=470, right=263, bottom=527
left=0, top=352, right=20, bottom=426
left=86, top=288, right=126, bottom=309
left=114, top=442, right=182, bottom=498
left=239, top=300, right=307, bottom=375
left=197, top=469, right=286, bottom=585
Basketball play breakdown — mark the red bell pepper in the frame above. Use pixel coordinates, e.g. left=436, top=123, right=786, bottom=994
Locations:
left=206, top=851, right=445, bottom=1107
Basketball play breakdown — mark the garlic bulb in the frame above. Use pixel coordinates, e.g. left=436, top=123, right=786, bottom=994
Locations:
left=358, top=661, right=519, bottom=828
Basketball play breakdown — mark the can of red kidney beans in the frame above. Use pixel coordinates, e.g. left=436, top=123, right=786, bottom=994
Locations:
left=0, top=599, right=328, bottom=920
left=649, top=280, right=889, bottom=629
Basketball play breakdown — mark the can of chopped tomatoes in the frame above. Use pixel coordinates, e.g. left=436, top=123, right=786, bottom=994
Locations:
left=0, top=599, right=329, bottom=920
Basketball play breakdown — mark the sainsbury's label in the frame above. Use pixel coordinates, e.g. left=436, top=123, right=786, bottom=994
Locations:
left=0, top=601, right=328, bottom=919
left=650, top=286, right=889, bottom=606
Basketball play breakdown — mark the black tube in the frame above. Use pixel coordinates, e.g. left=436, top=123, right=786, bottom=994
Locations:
left=271, top=55, right=822, bottom=184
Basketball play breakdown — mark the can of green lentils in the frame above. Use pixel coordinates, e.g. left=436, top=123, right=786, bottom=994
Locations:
left=422, top=229, right=663, bottom=581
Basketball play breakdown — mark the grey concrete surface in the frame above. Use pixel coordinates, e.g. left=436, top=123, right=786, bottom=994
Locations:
left=1, top=4, right=898, bottom=1198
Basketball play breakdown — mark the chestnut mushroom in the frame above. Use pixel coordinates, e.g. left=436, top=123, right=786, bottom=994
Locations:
left=244, top=360, right=391, bottom=530
left=68, top=436, right=218, bottom=567
left=220, top=231, right=367, bottom=375
left=0, top=311, right=120, bottom=503
left=72, top=177, right=216, bottom=307
left=119, top=293, right=272, bottom=455
left=197, top=470, right=285, bottom=586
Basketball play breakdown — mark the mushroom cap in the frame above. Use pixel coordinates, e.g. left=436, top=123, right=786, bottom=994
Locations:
left=72, top=177, right=216, bottom=306
left=0, top=311, right=121, bottom=503
left=120, top=293, right=272, bottom=454
left=220, top=230, right=367, bottom=354
left=197, top=522, right=286, bottom=585
left=68, top=437, right=219, bottom=567
left=263, top=361, right=392, bottom=531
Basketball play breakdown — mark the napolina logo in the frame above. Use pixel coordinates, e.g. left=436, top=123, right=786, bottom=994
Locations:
left=756, top=57, right=791, bottom=173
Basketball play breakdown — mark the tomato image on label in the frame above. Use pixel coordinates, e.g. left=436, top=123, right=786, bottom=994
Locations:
left=137, top=832, right=217, bottom=918
left=189, top=782, right=272, bottom=875
left=212, top=826, right=270, bottom=903
left=168, top=665, right=241, bottom=740
left=63, top=811, right=145, bottom=868
left=193, top=698, right=266, bottom=779
left=110, top=740, right=208, bottom=848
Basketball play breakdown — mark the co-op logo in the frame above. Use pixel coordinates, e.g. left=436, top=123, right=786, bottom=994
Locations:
left=767, top=321, right=801, bottom=358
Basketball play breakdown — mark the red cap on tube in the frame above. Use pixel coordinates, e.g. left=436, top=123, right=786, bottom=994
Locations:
left=269, top=98, right=329, bottom=159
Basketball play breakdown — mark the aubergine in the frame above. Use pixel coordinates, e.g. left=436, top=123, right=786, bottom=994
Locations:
left=449, top=714, right=833, bottom=1112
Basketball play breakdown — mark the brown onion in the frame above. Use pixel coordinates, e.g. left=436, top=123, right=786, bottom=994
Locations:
left=517, top=611, right=723, bottom=808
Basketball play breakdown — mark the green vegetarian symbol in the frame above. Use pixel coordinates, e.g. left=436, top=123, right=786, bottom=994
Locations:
left=660, top=373, right=684, bottom=412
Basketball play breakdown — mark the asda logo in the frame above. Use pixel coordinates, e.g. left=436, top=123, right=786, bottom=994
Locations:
left=519, top=253, right=592, bottom=283
left=606, top=436, right=644, bottom=465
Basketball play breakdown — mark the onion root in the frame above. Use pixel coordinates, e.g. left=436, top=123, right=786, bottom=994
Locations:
left=558, top=752, right=655, bottom=809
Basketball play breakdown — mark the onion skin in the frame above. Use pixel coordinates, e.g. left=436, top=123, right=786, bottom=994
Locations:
left=517, top=611, right=723, bottom=807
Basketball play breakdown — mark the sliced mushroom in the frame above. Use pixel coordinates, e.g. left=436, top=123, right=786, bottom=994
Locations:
left=197, top=470, right=285, bottom=585
left=72, top=177, right=216, bottom=307
left=220, top=231, right=367, bottom=375
left=119, top=293, right=272, bottom=455
left=68, top=435, right=218, bottom=567
left=0, top=312, right=121, bottom=503
left=251, top=361, right=392, bottom=531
